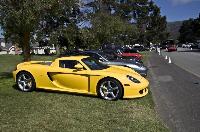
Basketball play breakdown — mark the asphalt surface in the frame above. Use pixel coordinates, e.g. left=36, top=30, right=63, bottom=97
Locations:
left=161, top=48, right=200, bottom=78
left=148, top=52, right=200, bottom=132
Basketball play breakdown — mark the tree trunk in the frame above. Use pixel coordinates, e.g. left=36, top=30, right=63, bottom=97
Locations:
left=56, top=44, right=60, bottom=57
left=22, top=32, right=31, bottom=62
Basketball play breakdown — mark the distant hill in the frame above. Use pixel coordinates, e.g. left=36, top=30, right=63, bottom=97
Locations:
left=167, top=21, right=183, bottom=40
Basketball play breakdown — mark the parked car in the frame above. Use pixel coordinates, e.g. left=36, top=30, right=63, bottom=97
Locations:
left=69, top=50, right=148, bottom=77
left=13, top=56, right=149, bottom=101
left=167, top=44, right=177, bottom=52
left=187, top=43, right=193, bottom=48
left=0, top=45, right=8, bottom=52
left=161, top=39, right=175, bottom=50
left=198, top=43, right=200, bottom=49
left=117, top=49, right=143, bottom=60
left=182, top=44, right=187, bottom=48
left=102, top=49, right=143, bottom=64
left=133, top=45, right=145, bottom=51
left=190, top=43, right=198, bottom=49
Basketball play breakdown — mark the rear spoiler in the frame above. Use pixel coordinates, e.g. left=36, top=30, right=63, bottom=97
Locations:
left=16, top=61, right=52, bottom=69
left=24, top=61, right=52, bottom=64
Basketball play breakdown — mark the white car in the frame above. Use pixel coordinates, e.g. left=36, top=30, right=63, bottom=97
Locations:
left=182, top=44, right=187, bottom=48
left=187, top=43, right=193, bottom=48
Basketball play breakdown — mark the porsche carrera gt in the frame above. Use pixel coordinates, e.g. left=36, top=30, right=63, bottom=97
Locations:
left=13, top=56, right=149, bottom=100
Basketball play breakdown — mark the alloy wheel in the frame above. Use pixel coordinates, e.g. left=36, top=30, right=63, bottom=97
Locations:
left=99, top=80, right=120, bottom=100
left=17, top=73, right=33, bottom=92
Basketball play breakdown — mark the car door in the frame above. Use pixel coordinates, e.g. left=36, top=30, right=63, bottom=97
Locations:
left=49, top=60, right=89, bottom=92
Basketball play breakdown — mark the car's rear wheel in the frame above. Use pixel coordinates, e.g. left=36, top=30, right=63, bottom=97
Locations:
left=97, top=78, right=123, bottom=101
left=16, top=71, right=36, bottom=92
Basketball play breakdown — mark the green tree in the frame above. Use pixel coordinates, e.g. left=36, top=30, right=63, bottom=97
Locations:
left=90, top=12, right=139, bottom=46
left=179, top=19, right=195, bottom=43
left=145, top=2, right=168, bottom=44
left=178, top=15, right=200, bottom=43
left=0, top=0, right=76, bottom=61
left=85, top=0, right=168, bottom=45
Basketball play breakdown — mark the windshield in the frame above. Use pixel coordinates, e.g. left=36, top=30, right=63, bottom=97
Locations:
left=82, top=57, right=109, bottom=70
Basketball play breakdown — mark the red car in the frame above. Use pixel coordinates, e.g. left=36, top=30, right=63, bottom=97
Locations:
left=167, top=45, right=177, bottom=52
left=117, top=49, right=143, bottom=60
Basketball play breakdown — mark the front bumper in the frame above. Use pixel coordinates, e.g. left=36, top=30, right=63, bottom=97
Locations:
left=123, top=77, right=149, bottom=98
left=124, top=88, right=148, bottom=98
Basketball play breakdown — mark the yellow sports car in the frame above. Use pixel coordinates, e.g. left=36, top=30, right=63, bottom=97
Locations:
left=13, top=56, right=149, bottom=101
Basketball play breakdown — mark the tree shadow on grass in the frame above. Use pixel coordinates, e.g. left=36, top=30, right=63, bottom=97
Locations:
left=12, top=84, right=99, bottom=99
left=12, top=84, right=18, bottom=90
left=0, top=72, right=13, bottom=79
left=13, top=83, right=143, bottom=101
left=12, top=86, right=145, bottom=101
left=36, top=88, right=99, bottom=99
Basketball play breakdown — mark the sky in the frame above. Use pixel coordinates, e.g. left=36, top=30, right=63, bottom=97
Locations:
left=154, top=0, right=200, bottom=22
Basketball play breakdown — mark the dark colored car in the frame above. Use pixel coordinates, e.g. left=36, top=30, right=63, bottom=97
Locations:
left=133, top=45, right=145, bottom=52
left=161, top=39, right=174, bottom=49
left=162, top=39, right=177, bottom=51
left=190, top=44, right=198, bottom=49
left=69, top=50, right=148, bottom=77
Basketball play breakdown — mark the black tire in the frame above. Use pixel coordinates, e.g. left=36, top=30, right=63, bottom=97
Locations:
left=16, top=71, right=36, bottom=92
left=97, top=78, right=123, bottom=101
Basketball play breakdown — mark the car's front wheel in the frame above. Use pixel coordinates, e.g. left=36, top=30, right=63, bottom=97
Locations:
left=16, top=71, right=36, bottom=92
left=97, top=78, right=123, bottom=101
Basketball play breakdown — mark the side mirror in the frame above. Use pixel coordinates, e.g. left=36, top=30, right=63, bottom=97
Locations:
left=74, top=63, right=84, bottom=70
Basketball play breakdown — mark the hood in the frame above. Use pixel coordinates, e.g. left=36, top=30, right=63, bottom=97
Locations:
left=101, top=60, right=147, bottom=71
left=98, top=65, right=141, bottom=77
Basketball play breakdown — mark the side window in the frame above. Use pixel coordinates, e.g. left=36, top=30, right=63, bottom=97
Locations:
left=59, top=60, right=79, bottom=69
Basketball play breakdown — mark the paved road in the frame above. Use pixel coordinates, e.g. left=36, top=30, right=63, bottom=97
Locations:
left=161, top=48, right=200, bottom=77
left=148, top=52, right=200, bottom=132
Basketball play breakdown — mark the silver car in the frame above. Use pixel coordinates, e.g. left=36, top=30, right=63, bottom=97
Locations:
left=74, top=50, right=148, bottom=77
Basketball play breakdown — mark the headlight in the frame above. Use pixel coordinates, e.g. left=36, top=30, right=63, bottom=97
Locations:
left=127, top=75, right=140, bottom=83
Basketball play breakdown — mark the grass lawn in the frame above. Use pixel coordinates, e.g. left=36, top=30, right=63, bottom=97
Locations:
left=0, top=54, right=168, bottom=131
